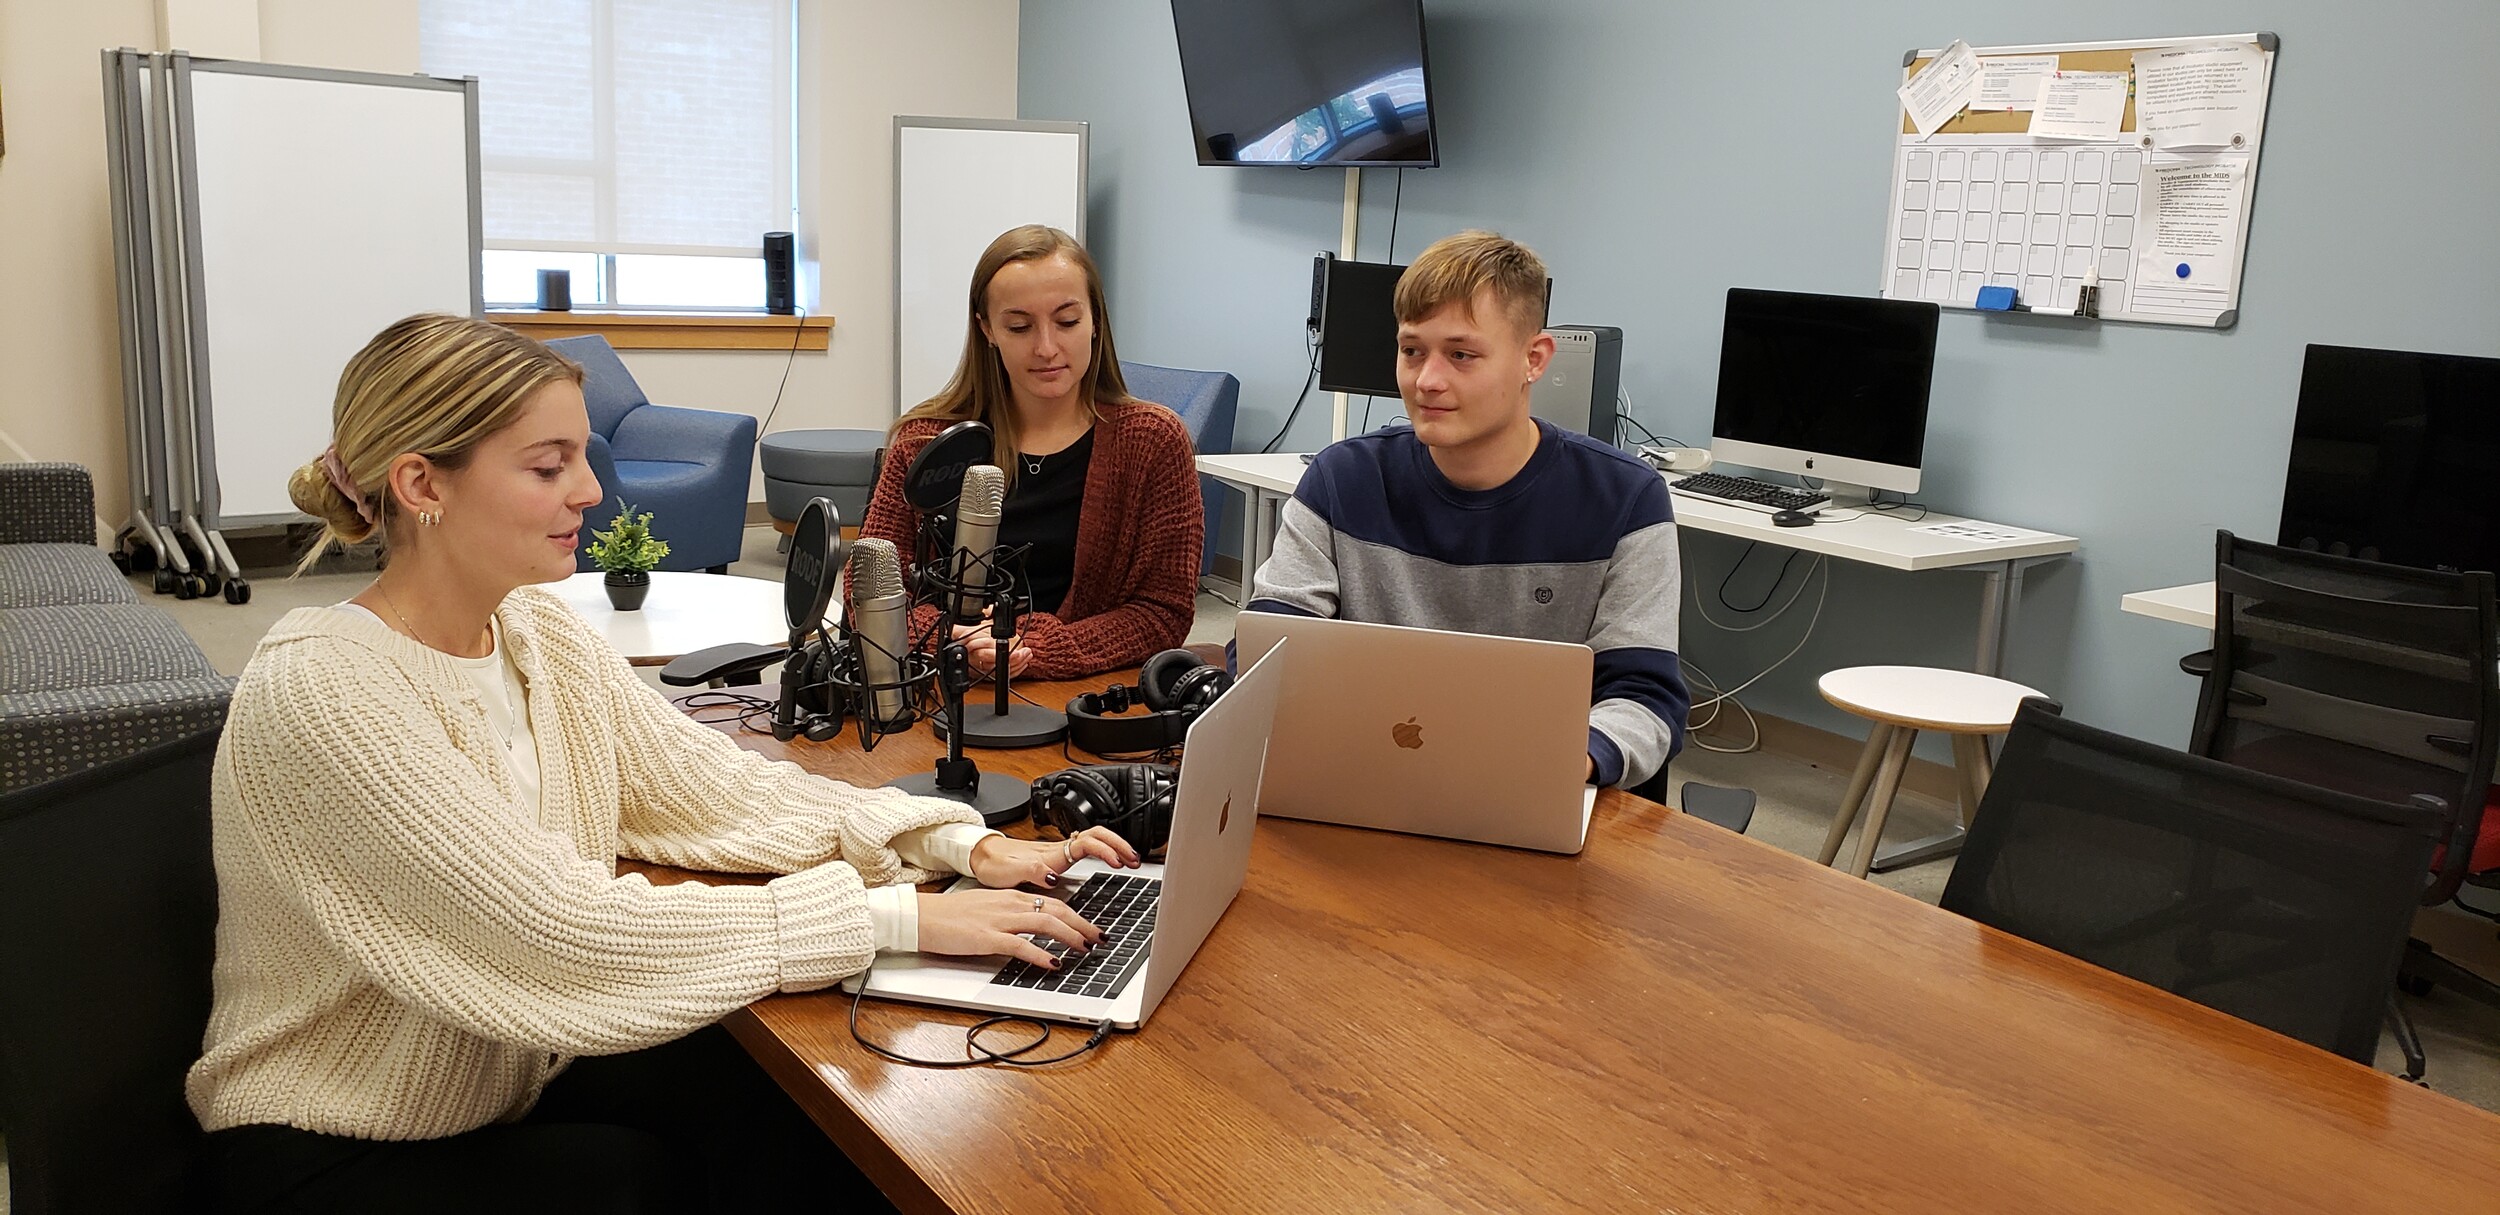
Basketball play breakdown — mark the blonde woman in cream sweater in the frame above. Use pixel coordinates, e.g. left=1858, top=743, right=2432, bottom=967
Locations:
left=192, top=314, right=1139, bottom=1214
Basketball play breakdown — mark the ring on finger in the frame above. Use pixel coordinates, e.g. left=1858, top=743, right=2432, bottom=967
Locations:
left=1032, top=896, right=1044, bottom=912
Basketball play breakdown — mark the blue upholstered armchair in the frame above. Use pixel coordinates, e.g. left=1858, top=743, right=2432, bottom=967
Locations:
left=1119, top=361, right=1238, bottom=575
left=545, top=335, right=757, bottom=573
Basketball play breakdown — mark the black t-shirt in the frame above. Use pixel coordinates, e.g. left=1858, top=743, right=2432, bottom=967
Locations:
left=997, top=428, right=1094, bottom=617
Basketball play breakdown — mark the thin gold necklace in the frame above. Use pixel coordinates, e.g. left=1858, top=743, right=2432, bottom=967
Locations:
left=374, top=582, right=515, bottom=751
left=372, top=581, right=431, bottom=651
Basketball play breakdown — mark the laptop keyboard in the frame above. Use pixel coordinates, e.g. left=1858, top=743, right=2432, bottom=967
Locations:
left=988, top=872, right=1160, bottom=1000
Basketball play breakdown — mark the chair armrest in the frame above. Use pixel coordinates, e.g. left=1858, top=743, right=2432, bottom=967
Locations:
left=661, top=641, right=789, bottom=687
left=0, top=463, right=99, bottom=546
left=610, top=404, right=759, bottom=465
left=0, top=676, right=235, bottom=793
left=2178, top=650, right=2213, bottom=677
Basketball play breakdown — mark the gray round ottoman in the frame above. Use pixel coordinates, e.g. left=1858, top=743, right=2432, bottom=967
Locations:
left=760, top=429, right=883, bottom=532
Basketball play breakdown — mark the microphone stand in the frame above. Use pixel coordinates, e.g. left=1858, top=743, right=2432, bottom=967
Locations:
left=886, top=638, right=1033, bottom=825
left=934, top=568, right=1070, bottom=750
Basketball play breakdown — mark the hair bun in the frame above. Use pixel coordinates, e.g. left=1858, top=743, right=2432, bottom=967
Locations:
left=288, top=459, right=377, bottom=544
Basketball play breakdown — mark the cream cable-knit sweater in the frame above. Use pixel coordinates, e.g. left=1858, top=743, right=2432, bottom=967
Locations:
left=187, top=587, right=980, bottom=1140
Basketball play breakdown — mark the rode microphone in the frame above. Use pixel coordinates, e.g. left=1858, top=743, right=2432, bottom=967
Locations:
left=951, top=464, right=1004, bottom=624
left=848, top=538, right=913, bottom=729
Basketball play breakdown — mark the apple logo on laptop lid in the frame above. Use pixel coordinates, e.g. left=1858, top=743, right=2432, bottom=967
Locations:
left=1392, top=717, right=1423, bottom=750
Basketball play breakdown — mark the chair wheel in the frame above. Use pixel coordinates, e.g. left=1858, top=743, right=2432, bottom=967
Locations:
left=153, top=568, right=179, bottom=595
left=173, top=575, right=200, bottom=600
left=199, top=571, right=222, bottom=595
left=224, top=578, right=251, bottom=605
left=2399, top=974, right=2435, bottom=997
left=127, top=544, right=157, bottom=572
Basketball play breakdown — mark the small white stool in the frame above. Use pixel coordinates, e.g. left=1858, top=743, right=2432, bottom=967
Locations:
left=1815, top=666, right=2044, bottom=879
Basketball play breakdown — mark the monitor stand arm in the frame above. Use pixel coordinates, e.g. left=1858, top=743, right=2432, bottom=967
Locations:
left=1816, top=480, right=1878, bottom=509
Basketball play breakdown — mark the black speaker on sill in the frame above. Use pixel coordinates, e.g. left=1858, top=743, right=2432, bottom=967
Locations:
left=763, top=231, right=795, bottom=315
left=536, top=269, right=572, bottom=312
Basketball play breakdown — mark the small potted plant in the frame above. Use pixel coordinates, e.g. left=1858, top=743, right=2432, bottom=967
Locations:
left=585, top=501, right=670, bottom=611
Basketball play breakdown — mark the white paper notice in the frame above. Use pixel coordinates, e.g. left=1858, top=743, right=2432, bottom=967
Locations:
left=1972, top=54, right=2060, bottom=110
left=2026, top=72, right=2130, bottom=141
left=2136, top=156, right=2246, bottom=291
left=1911, top=521, right=2045, bottom=544
left=2132, top=42, right=2264, bottom=149
left=1899, top=40, right=1984, bottom=138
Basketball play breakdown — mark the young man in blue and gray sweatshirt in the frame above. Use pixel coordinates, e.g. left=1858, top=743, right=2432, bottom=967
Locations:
left=1241, top=230, right=1689, bottom=788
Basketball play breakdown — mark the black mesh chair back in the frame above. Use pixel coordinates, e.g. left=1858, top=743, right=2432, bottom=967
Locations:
left=2189, top=530, right=2499, bottom=904
left=0, top=726, right=220, bottom=1215
left=1942, top=700, right=2446, bottom=1065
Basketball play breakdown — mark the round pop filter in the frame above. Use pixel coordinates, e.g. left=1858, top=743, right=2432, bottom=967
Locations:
left=783, top=497, right=844, bottom=635
left=902, top=419, right=996, bottom=511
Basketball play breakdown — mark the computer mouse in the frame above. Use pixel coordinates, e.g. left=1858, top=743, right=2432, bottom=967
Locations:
left=1771, top=510, right=1814, bottom=528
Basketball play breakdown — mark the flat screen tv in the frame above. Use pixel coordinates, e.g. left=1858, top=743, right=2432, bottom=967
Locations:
left=2279, top=343, right=2500, bottom=574
left=1170, top=0, right=1439, bottom=168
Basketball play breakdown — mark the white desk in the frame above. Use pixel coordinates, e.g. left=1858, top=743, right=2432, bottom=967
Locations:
left=551, top=571, right=792, bottom=666
left=1198, top=453, right=2080, bottom=676
left=1195, top=452, right=1311, bottom=601
left=2121, top=580, right=2218, bottom=629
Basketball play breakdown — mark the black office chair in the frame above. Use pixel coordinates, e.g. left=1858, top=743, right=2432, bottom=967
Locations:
left=0, top=726, right=221, bottom=1215
left=2179, top=530, right=2500, bottom=1073
left=1942, top=700, right=2447, bottom=1068
left=1626, top=763, right=1756, bottom=834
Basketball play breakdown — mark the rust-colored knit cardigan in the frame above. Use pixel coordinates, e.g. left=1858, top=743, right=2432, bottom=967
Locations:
left=860, top=399, right=1203, bottom=680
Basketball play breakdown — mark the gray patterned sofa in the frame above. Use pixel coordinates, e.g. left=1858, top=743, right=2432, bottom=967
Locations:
left=0, top=463, right=232, bottom=791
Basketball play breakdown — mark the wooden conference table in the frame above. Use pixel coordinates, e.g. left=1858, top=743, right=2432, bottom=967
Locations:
left=661, top=666, right=2500, bottom=1214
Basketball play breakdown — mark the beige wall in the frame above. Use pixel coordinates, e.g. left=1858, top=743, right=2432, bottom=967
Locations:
left=0, top=0, right=1017, bottom=534
left=0, top=0, right=159, bottom=520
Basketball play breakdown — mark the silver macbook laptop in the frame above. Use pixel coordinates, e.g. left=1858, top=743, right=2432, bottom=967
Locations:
left=840, top=642, right=1286, bottom=1029
left=1232, top=614, right=1598, bottom=854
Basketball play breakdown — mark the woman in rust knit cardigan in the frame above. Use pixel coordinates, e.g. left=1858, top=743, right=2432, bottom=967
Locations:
left=862, top=224, right=1202, bottom=680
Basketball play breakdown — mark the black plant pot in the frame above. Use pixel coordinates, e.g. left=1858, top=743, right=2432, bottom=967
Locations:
left=603, top=570, right=651, bottom=611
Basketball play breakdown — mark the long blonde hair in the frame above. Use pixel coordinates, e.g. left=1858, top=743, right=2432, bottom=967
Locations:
left=897, top=224, right=1133, bottom=492
left=287, top=314, right=583, bottom=573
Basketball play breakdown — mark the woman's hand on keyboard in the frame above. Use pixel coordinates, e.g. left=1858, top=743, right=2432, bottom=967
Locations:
left=966, top=827, right=1143, bottom=891
left=917, top=888, right=1101, bottom=967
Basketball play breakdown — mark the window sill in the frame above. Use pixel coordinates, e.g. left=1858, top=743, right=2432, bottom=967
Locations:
left=489, top=310, right=832, bottom=352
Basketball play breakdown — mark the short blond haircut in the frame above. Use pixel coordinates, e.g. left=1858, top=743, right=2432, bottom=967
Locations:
left=1393, top=230, right=1549, bottom=338
left=287, top=314, right=582, bottom=573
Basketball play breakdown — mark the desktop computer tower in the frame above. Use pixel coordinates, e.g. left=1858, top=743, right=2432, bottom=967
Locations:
left=1532, top=326, right=1622, bottom=444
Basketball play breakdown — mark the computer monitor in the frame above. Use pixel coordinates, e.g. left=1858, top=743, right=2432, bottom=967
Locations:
left=2279, top=343, right=2500, bottom=575
left=1709, top=288, right=1940, bottom=499
left=1317, top=258, right=1405, bottom=398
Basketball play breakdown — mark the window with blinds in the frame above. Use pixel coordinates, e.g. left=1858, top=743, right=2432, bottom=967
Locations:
left=420, top=0, right=796, bottom=310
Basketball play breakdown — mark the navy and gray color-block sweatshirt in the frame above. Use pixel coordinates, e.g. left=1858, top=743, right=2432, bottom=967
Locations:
left=1243, top=419, right=1690, bottom=788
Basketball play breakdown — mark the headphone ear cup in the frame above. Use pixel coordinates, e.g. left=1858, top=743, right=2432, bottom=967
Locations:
left=1164, top=664, right=1232, bottom=716
left=1132, top=763, right=1180, bottom=852
left=1138, top=649, right=1204, bottom=713
left=1042, top=766, right=1124, bottom=836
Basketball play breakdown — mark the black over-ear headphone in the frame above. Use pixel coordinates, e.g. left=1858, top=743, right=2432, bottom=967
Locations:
left=1029, top=763, right=1181, bottom=854
left=1064, top=649, right=1234, bottom=757
left=781, top=632, right=852, bottom=741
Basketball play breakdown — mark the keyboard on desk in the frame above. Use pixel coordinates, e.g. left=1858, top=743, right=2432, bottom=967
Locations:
left=989, top=872, right=1159, bottom=1000
left=1669, top=471, right=1830, bottom=514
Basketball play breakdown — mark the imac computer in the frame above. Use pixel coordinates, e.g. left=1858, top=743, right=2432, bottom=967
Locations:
left=1708, top=288, right=1940, bottom=506
left=2279, top=343, right=2500, bottom=575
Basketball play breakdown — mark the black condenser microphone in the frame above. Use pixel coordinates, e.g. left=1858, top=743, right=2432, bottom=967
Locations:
left=950, top=464, right=1004, bottom=623
left=849, top=538, right=913, bottom=728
